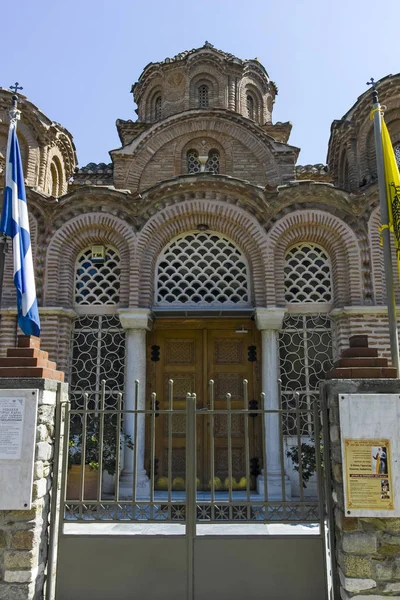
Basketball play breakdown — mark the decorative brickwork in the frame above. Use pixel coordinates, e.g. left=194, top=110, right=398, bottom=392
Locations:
left=266, top=210, right=363, bottom=307
left=135, top=199, right=268, bottom=307
left=43, top=212, right=135, bottom=307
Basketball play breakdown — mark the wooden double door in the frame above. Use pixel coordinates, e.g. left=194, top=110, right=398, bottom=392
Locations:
left=147, top=319, right=261, bottom=489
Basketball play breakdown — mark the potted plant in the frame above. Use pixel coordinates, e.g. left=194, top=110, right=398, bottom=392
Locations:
left=67, top=416, right=134, bottom=500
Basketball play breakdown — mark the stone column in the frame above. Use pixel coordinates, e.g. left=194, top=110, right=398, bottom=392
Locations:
left=255, top=307, right=291, bottom=500
left=118, top=309, right=152, bottom=498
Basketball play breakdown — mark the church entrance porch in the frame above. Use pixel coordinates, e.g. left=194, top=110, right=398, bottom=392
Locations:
left=148, top=318, right=260, bottom=490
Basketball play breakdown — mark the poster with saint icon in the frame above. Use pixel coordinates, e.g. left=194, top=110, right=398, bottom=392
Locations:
left=344, top=439, right=394, bottom=511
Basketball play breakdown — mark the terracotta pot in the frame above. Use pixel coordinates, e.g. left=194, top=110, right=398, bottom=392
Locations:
left=66, top=465, right=99, bottom=501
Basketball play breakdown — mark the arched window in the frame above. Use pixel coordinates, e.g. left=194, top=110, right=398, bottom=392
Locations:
left=155, top=232, right=251, bottom=308
left=394, top=143, right=400, bottom=168
left=75, top=246, right=121, bottom=306
left=155, top=95, right=162, bottom=121
left=50, top=157, right=63, bottom=196
left=50, top=162, right=59, bottom=196
left=205, top=150, right=220, bottom=174
left=284, top=244, right=333, bottom=303
left=187, top=150, right=201, bottom=174
left=246, top=95, right=255, bottom=121
left=198, top=84, right=209, bottom=108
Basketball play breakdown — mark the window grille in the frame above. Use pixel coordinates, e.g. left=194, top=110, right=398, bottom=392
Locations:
left=394, top=144, right=400, bottom=167
left=279, top=314, right=333, bottom=436
left=155, top=96, right=162, bottom=121
left=75, top=247, right=121, bottom=305
left=69, top=315, right=125, bottom=410
left=205, top=150, right=220, bottom=174
left=155, top=232, right=251, bottom=307
left=284, top=244, right=333, bottom=303
left=247, top=95, right=255, bottom=120
left=187, top=150, right=201, bottom=174
left=198, top=84, right=209, bottom=108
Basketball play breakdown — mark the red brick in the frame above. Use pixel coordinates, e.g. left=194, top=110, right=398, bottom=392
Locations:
left=17, top=335, right=41, bottom=349
left=341, top=348, right=378, bottom=358
left=349, top=335, right=369, bottom=348
left=7, top=348, right=49, bottom=360
left=0, top=357, right=57, bottom=369
left=0, top=367, right=64, bottom=381
left=335, top=358, right=388, bottom=368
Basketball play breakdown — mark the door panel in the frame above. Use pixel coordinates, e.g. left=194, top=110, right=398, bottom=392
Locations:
left=153, top=330, right=203, bottom=481
left=148, top=320, right=260, bottom=489
left=207, top=329, right=257, bottom=486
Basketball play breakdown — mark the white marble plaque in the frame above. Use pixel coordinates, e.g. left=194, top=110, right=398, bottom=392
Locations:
left=0, top=389, right=38, bottom=509
left=339, top=393, right=400, bottom=517
left=0, top=397, right=25, bottom=459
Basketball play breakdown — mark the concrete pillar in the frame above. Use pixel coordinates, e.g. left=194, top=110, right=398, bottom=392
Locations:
left=118, top=309, right=152, bottom=498
left=255, top=308, right=291, bottom=500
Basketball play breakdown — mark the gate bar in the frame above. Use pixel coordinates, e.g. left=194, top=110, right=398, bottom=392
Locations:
left=186, top=392, right=196, bottom=600
left=46, top=385, right=64, bottom=600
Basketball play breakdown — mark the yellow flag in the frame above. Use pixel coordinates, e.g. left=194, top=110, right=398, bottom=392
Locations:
left=382, top=119, right=400, bottom=276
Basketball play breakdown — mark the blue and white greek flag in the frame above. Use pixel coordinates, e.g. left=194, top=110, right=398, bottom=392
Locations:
left=0, top=121, right=40, bottom=337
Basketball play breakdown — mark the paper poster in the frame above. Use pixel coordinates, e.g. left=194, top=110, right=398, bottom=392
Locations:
left=0, top=398, right=25, bottom=460
left=344, top=438, right=394, bottom=511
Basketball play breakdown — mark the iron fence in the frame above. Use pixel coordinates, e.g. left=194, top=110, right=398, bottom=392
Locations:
left=60, top=378, right=325, bottom=528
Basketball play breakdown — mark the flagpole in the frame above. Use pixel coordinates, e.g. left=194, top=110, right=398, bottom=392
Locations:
left=370, top=84, right=400, bottom=374
left=0, top=86, right=22, bottom=317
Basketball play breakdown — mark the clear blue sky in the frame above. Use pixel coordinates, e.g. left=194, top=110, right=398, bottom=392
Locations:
left=3, top=0, right=400, bottom=168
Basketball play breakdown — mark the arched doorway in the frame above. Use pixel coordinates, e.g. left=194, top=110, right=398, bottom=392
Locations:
left=147, top=231, right=261, bottom=489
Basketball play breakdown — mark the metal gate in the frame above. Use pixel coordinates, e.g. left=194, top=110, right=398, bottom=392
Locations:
left=52, top=379, right=334, bottom=600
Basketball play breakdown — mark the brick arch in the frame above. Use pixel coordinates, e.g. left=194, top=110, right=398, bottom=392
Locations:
left=43, top=213, right=136, bottom=307
left=368, top=206, right=400, bottom=304
left=266, top=210, right=363, bottom=306
left=135, top=200, right=269, bottom=308
left=122, top=113, right=279, bottom=190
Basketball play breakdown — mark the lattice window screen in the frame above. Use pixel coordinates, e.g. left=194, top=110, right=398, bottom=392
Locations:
left=69, top=315, right=125, bottom=409
left=155, top=96, right=162, bottom=120
left=394, top=144, right=400, bottom=167
left=279, top=314, right=333, bottom=436
left=206, top=150, right=220, bottom=174
left=75, top=247, right=121, bottom=305
left=247, top=95, right=254, bottom=120
left=187, top=150, right=201, bottom=174
left=284, top=244, right=332, bottom=303
left=155, top=232, right=251, bottom=307
left=198, top=84, right=209, bottom=108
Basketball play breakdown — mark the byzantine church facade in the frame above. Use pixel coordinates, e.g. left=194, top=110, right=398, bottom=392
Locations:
left=0, top=43, right=399, bottom=493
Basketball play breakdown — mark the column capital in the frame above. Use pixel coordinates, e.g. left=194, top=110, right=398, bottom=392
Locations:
left=254, top=307, right=286, bottom=331
left=118, top=308, right=153, bottom=331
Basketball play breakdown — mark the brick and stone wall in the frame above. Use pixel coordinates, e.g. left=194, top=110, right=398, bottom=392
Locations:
left=322, top=337, right=400, bottom=599
left=0, top=336, right=67, bottom=600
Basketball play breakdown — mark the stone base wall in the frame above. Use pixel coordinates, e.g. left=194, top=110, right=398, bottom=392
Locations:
left=322, top=378, right=400, bottom=599
left=0, top=379, right=67, bottom=600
